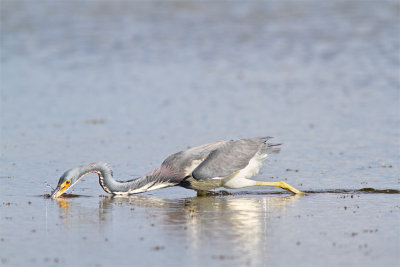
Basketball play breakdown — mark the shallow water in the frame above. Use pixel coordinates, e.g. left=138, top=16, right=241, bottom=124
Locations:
left=1, top=190, right=399, bottom=266
left=1, top=1, right=399, bottom=266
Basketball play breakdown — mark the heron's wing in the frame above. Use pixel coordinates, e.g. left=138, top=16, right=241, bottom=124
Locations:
left=192, top=137, right=273, bottom=180
left=160, top=140, right=226, bottom=179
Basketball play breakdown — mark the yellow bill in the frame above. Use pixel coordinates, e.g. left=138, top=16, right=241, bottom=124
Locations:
left=51, top=180, right=71, bottom=199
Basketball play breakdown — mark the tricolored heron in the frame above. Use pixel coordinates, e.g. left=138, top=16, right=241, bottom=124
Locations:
left=51, top=137, right=303, bottom=198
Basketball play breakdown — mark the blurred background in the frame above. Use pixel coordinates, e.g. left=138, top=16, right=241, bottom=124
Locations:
left=0, top=1, right=399, bottom=266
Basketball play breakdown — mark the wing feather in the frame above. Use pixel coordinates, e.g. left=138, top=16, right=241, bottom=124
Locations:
left=160, top=140, right=225, bottom=180
left=192, top=137, right=274, bottom=180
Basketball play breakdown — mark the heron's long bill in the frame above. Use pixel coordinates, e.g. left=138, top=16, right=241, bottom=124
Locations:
left=51, top=180, right=71, bottom=199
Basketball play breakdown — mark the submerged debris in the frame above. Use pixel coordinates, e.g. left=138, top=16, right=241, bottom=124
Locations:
left=152, top=246, right=165, bottom=251
left=381, top=163, right=393, bottom=168
left=84, top=119, right=105, bottom=125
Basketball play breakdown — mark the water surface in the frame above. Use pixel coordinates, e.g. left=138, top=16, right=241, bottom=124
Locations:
left=1, top=1, right=399, bottom=266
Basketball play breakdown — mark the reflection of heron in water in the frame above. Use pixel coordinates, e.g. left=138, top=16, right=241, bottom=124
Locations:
left=54, top=194, right=300, bottom=226
left=51, top=137, right=302, bottom=198
left=97, top=194, right=300, bottom=264
left=97, top=193, right=301, bottom=226
left=53, top=193, right=299, bottom=265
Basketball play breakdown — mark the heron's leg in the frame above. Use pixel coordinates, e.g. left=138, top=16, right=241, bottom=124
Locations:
left=196, top=190, right=212, bottom=197
left=255, top=181, right=303, bottom=194
left=196, top=190, right=230, bottom=197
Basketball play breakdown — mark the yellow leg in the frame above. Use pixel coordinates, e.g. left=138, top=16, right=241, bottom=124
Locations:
left=255, top=181, right=304, bottom=194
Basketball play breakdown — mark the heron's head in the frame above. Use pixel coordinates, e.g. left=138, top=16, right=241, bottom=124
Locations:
left=51, top=168, right=81, bottom=199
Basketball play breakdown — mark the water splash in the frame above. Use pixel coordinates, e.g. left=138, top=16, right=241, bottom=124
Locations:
left=44, top=182, right=55, bottom=191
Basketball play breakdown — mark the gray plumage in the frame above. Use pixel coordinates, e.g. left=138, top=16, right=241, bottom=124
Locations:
left=192, top=137, right=276, bottom=180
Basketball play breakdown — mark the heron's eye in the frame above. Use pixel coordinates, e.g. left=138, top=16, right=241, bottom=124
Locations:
left=66, top=180, right=71, bottom=185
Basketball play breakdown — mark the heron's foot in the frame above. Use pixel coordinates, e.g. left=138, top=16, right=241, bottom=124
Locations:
left=278, top=181, right=304, bottom=194
left=255, top=181, right=304, bottom=194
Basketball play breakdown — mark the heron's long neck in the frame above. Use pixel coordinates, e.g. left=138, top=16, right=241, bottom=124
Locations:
left=79, top=162, right=155, bottom=194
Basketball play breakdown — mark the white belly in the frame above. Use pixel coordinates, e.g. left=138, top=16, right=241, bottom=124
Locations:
left=222, top=153, right=268, bottom=189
